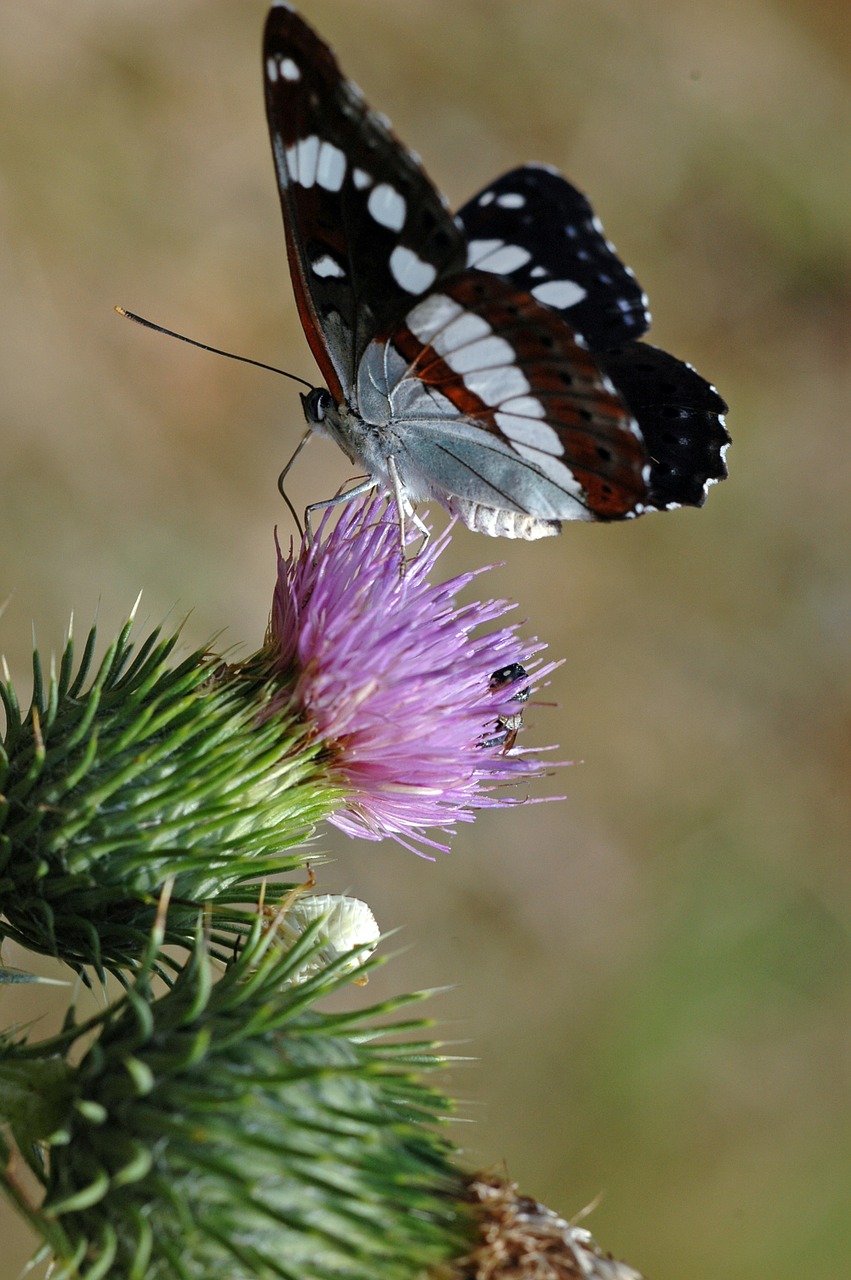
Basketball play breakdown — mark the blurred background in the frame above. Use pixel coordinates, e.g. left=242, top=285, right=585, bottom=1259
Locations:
left=1, top=0, right=849, bottom=1275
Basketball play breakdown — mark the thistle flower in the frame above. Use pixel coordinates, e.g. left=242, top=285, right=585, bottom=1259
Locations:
left=267, top=496, right=559, bottom=856
left=0, top=495, right=560, bottom=972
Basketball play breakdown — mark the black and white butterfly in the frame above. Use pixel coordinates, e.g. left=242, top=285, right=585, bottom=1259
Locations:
left=264, top=2, right=729, bottom=541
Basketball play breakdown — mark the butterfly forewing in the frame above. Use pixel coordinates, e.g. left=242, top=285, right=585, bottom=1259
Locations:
left=457, top=165, right=651, bottom=350
left=263, top=5, right=466, bottom=400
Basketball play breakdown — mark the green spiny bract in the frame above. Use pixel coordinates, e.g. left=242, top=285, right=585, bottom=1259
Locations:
left=0, top=617, right=344, bottom=977
left=0, top=916, right=472, bottom=1280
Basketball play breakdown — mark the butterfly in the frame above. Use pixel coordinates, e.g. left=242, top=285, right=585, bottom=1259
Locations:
left=264, top=2, right=729, bottom=542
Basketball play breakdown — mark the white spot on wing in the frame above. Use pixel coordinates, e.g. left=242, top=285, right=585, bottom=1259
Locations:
left=496, top=413, right=562, bottom=454
left=444, top=334, right=516, bottom=376
left=531, top=279, right=587, bottom=309
left=368, top=183, right=407, bottom=231
left=312, top=254, right=345, bottom=278
left=466, top=239, right=532, bottom=273
left=464, top=363, right=530, bottom=404
left=280, top=57, right=301, bottom=82
left=389, top=246, right=436, bottom=294
left=316, top=141, right=346, bottom=191
left=287, top=135, right=320, bottom=188
left=266, top=57, right=279, bottom=83
left=408, top=295, right=533, bottom=402
left=466, top=238, right=503, bottom=266
left=299, top=135, right=320, bottom=187
left=501, top=395, right=546, bottom=419
left=478, top=191, right=495, bottom=207
left=406, top=293, right=464, bottom=342
left=353, top=168, right=372, bottom=189
left=436, top=310, right=492, bottom=352
left=496, top=192, right=526, bottom=208
left=513, top=445, right=584, bottom=495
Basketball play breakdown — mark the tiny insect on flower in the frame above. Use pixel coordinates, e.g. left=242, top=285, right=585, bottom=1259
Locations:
left=479, top=663, right=532, bottom=752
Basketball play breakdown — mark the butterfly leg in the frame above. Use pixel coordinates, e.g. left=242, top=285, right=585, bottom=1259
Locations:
left=304, top=476, right=379, bottom=546
left=386, top=454, right=429, bottom=572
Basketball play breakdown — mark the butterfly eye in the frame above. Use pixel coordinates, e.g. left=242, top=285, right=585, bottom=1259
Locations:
left=301, top=387, right=333, bottom=424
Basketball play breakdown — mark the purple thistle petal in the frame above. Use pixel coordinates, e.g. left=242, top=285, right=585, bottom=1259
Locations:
left=268, top=496, right=561, bottom=857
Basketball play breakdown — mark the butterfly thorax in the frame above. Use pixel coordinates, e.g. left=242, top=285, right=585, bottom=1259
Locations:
left=301, top=381, right=409, bottom=492
left=301, top=359, right=566, bottom=539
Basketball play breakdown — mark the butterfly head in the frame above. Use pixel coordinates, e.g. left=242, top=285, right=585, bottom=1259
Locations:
left=300, top=387, right=333, bottom=426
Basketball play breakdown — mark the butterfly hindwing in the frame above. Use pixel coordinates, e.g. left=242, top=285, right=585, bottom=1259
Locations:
left=457, top=165, right=651, bottom=350
left=263, top=4, right=466, bottom=400
left=456, top=166, right=729, bottom=513
left=599, top=342, right=730, bottom=509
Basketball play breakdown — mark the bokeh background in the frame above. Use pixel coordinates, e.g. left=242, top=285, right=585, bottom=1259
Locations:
left=2, top=0, right=849, bottom=1275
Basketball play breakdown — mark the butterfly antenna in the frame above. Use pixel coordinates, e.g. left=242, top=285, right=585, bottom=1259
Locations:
left=277, top=428, right=314, bottom=538
left=114, top=306, right=315, bottom=390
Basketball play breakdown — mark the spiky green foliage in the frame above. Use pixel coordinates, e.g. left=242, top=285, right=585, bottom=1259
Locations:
left=0, top=916, right=473, bottom=1280
left=0, top=617, right=345, bottom=975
